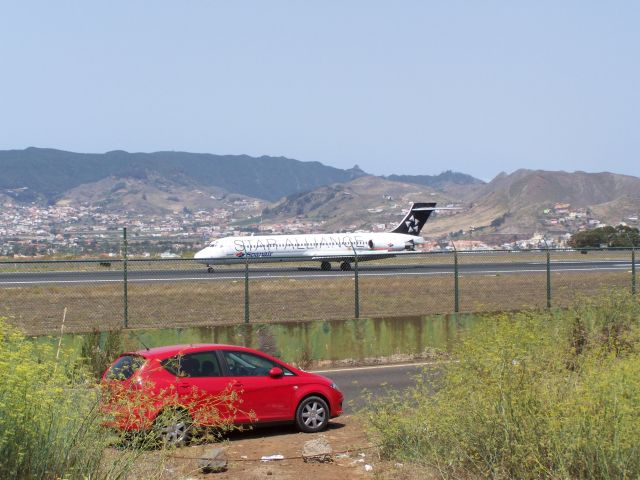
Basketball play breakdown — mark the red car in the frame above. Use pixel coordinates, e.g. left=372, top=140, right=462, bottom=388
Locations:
left=102, top=344, right=343, bottom=445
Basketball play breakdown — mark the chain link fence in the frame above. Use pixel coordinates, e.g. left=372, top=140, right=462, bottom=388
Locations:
left=0, top=247, right=636, bottom=336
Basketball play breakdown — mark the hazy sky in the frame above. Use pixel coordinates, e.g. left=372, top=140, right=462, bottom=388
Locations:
left=1, top=1, right=638, bottom=180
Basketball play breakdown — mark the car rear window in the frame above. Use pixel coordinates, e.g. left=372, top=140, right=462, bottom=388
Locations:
left=106, top=355, right=146, bottom=380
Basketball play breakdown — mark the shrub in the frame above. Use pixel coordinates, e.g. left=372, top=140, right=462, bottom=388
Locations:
left=0, top=319, right=146, bottom=479
left=363, top=295, right=640, bottom=479
left=80, top=328, right=123, bottom=380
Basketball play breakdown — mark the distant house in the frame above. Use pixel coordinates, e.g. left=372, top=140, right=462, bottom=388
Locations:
left=554, top=203, right=571, bottom=210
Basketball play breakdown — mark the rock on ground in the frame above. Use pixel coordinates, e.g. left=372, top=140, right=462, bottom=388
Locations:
left=199, top=447, right=228, bottom=473
left=302, top=436, right=333, bottom=463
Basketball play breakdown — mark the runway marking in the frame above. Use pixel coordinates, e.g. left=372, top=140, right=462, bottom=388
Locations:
left=530, top=260, right=629, bottom=264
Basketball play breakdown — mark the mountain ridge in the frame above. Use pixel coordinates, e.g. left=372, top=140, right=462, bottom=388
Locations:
left=0, top=147, right=368, bottom=203
left=424, top=169, right=640, bottom=238
left=1, top=148, right=639, bottom=240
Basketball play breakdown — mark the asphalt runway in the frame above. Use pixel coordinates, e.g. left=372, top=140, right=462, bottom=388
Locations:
left=0, top=259, right=633, bottom=286
left=312, top=361, right=443, bottom=413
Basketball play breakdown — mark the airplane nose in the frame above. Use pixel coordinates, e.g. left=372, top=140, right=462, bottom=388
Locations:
left=194, top=248, right=208, bottom=259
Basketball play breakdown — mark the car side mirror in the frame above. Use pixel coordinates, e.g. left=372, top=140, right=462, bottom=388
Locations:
left=269, top=367, right=284, bottom=378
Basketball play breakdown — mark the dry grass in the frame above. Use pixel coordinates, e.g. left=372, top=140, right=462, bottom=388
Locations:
left=1, top=267, right=634, bottom=335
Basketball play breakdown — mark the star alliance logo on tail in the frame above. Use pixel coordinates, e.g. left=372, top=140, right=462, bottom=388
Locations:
left=405, top=214, right=419, bottom=233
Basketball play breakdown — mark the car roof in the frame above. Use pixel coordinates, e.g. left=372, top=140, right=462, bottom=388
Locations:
left=127, top=344, right=258, bottom=360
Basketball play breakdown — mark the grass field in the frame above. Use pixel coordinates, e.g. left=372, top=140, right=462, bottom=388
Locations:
left=1, top=266, right=634, bottom=335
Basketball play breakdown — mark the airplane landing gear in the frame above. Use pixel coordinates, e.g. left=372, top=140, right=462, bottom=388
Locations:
left=207, top=266, right=214, bottom=273
left=340, top=261, right=351, bottom=271
left=320, top=261, right=331, bottom=271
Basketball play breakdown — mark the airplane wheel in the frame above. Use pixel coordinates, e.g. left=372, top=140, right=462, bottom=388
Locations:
left=340, top=262, right=351, bottom=271
left=320, top=261, right=331, bottom=271
left=207, top=266, right=214, bottom=273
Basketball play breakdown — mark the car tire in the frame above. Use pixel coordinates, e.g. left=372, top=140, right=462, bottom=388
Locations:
left=295, top=396, right=329, bottom=433
left=153, top=408, right=192, bottom=447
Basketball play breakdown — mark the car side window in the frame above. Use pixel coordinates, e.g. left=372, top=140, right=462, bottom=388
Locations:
left=222, top=350, right=294, bottom=377
left=161, top=351, right=222, bottom=378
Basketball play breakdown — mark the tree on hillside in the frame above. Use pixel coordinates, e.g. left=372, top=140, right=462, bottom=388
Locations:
left=569, top=225, right=640, bottom=249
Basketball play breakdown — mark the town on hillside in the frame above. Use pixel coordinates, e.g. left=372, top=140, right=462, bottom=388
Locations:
left=1, top=197, right=638, bottom=258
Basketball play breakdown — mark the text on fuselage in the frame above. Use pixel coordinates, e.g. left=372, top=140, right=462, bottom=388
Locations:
left=233, top=235, right=367, bottom=252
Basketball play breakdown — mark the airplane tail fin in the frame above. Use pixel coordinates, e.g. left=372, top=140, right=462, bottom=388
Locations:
left=390, top=202, right=437, bottom=236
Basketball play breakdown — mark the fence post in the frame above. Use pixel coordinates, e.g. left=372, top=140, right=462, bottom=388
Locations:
left=453, top=243, right=460, bottom=314
left=546, top=246, right=552, bottom=309
left=123, top=227, right=128, bottom=328
left=352, top=245, right=360, bottom=318
left=244, top=256, right=250, bottom=324
left=632, top=247, right=637, bottom=296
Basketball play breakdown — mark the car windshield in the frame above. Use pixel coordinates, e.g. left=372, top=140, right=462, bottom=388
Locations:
left=106, top=355, right=145, bottom=380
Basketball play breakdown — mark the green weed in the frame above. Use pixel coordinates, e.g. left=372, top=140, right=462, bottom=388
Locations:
left=80, top=328, right=124, bottom=380
left=0, top=319, right=153, bottom=479
left=363, top=294, right=640, bottom=479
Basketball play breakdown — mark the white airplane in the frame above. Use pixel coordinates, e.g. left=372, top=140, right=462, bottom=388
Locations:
left=194, top=202, right=442, bottom=272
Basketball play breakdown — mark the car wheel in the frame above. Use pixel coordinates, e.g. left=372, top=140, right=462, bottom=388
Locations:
left=153, top=408, right=192, bottom=447
left=295, top=396, right=329, bottom=433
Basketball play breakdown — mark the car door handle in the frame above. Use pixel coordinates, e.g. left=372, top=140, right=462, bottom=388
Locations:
left=177, top=383, right=190, bottom=389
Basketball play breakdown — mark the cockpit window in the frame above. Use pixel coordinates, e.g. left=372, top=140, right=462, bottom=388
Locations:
left=208, top=241, right=217, bottom=247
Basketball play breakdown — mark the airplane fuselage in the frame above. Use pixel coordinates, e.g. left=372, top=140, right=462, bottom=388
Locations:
left=194, top=231, right=423, bottom=265
left=194, top=202, right=439, bottom=270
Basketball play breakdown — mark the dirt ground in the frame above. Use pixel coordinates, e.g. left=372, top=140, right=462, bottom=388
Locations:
left=121, top=415, right=405, bottom=480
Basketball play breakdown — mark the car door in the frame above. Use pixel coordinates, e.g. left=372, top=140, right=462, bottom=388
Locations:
left=219, top=349, right=297, bottom=423
left=161, top=351, right=236, bottom=427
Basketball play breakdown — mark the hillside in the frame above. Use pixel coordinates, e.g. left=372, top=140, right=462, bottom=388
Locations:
left=385, top=171, right=485, bottom=200
left=425, top=169, right=640, bottom=238
left=590, top=194, right=640, bottom=224
left=471, top=169, right=640, bottom=207
left=2, top=147, right=639, bottom=242
left=261, top=176, right=455, bottom=231
left=260, top=169, right=640, bottom=240
left=57, top=172, right=264, bottom=216
left=0, top=147, right=366, bottom=203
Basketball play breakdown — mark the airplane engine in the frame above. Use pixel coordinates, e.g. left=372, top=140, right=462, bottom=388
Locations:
left=367, top=239, right=405, bottom=251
